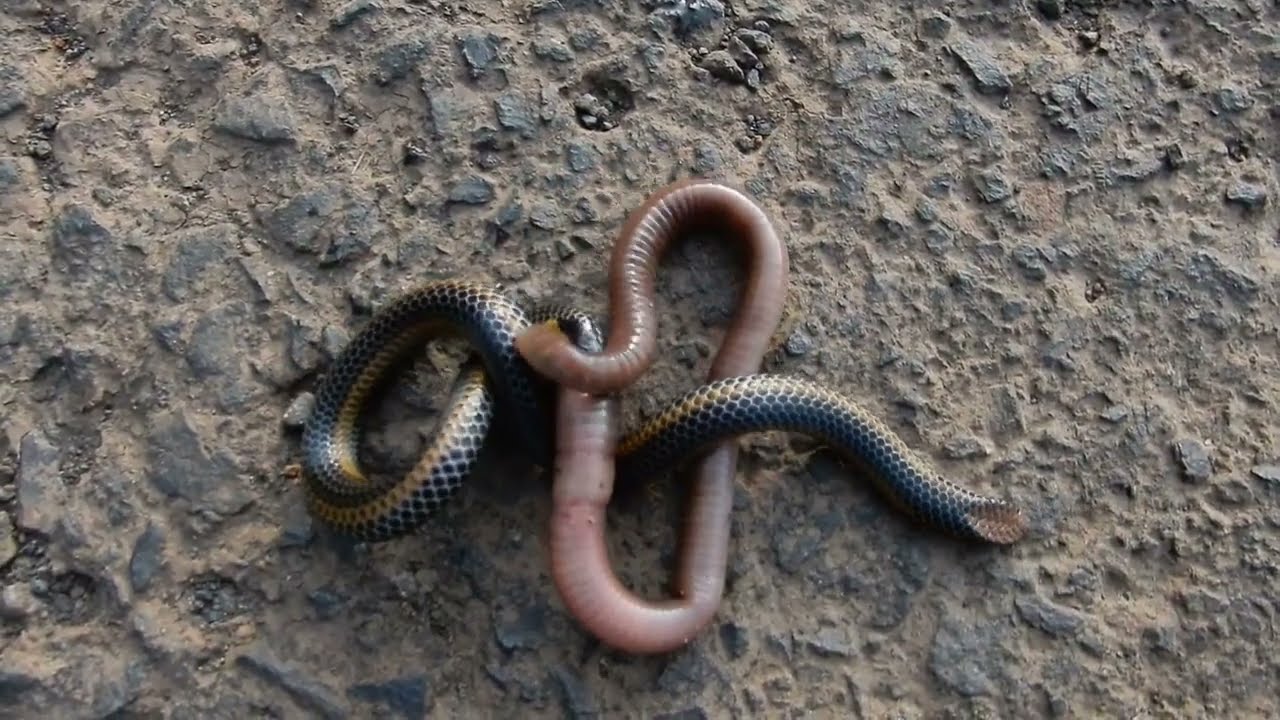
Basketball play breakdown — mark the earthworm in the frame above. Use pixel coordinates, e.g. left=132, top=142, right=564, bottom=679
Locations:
left=515, top=177, right=789, bottom=394
left=544, top=179, right=790, bottom=653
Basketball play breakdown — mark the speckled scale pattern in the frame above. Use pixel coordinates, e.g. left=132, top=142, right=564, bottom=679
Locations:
left=299, top=280, right=605, bottom=541
left=616, top=374, right=1028, bottom=544
left=304, top=363, right=495, bottom=541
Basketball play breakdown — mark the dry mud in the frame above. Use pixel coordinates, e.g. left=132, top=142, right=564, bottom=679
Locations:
left=1, top=1, right=1278, bottom=718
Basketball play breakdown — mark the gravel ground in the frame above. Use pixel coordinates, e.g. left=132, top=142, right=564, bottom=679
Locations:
left=1, top=1, right=1277, bottom=718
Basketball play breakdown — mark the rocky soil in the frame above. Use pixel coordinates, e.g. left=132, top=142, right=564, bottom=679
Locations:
left=1, top=0, right=1278, bottom=718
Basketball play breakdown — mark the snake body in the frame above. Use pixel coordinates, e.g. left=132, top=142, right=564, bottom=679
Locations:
left=616, top=374, right=1028, bottom=545
left=299, top=280, right=598, bottom=541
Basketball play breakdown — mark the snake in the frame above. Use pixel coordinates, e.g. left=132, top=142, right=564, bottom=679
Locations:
left=296, top=179, right=1030, bottom=655
left=299, top=279, right=599, bottom=541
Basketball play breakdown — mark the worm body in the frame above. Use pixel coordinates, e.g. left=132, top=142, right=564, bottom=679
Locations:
left=545, top=179, right=789, bottom=653
left=549, top=388, right=731, bottom=653
left=515, top=178, right=789, bottom=394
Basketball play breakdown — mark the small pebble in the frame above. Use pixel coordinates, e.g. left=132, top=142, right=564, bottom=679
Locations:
left=0, top=583, right=38, bottom=620
left=1213, top=87, right=1253, bottom=114
left=448, top=176, right=495, bottom=205
left=1173, top=440, right=1212, bottom=483
left=701, top=50, right=744, bottom=83
left=1224, top=182, right=1267, bottom=211
left=783, top=329, right=813, bottom=357
left=1100, top=405, right=1129, bottom=423
left=943, top=437, right=991, bottom=460
left=1036, top=0, right=1063, bottom=19
left=0, top=512, right=16, bottom=568
left=1250, top=465, right=1280, bottom=485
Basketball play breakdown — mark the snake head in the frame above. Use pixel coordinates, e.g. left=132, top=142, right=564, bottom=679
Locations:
left=555, top=316, right=605, bottom=355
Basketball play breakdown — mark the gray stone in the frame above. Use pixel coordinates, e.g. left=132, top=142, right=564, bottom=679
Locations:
left=569, top=29, right=601, bottom=52
left=571, top=197, right=598, bottom=224
left=1016, top=596, right=1086, bottom=637
left=692, top=141, right=722, bottom=174
left=1100, top=405, right=1129, bottom=423
left=1213, top=87, right=1253, bottom=113
left=1225, top=182, right=1267, bottom=210
left=919, top=13, right=951, bottom=39
left=162, top=225, right=233, bottom=302
left=50, top=204, right=114, bottom=281
left=1173, top=440, right=1212, bottom=483
left=348, top=675, right=430, bottom=720
left=648, top=0, right=725, bottom=38
left=306, top=588, right=346, bottom=620
left=459, top=32, right=500, bottom=79
left=129, top=523, right=165, bottom=593
left=1182, top=249, right=1259, bottom=303
left=0, top=583, right=38, bottom=620
left=448, top=176, right=495, bottom=205
left=260, top=188, right=378, bottom=265
left=0, top=512, right=16, bottom=567
left=1041, top=149, right=1075, bottom=178
left=494, top=93, right=536, bottom=136
left=330, top=0, right=380, bottom=28
left=550, top=666, right=597, bottom=718
left=1036, top=69, right=1131, bottom=140
left=1250, top=465, right=1280, bottom=485
left=492, top=601, right=548, bottom=651
left=146, top=409, right=252, bottom=515
left=973, top=170, right=1012, bottom=202
left=565, top=143, right=597, bottom=173
left=735, top=29, right=773, bottom=56
left=784, top=329, right=812, bottom=356
left=186, top=305, right=250, bottom=381
left=374, top=39, right=430, bottom=85
left=1105, top=156, right=1163, bottom=185
left=719, top=622, right=749, bottom=659
left=0, top=672, right=41, bottom=704
left=0, top=65, right=25, bottom=118
left=528, top=203, right=561, bottom=230
left=0, top=157, right=21, bottom=191
left=532, top=36, right=574, bottom=63
left=15, top=430, right=64, bottom=535
left=1013, top=245, right=1049, bottom=281
left=948, top=36, right=1011, bottom=95
left=929, top=615, right=1004, bottom=697
left=801, top=627, right=854, bottom=657
left=701, top=50, right=744, bottom=83
left=215, top=96, right=296, bottom=144
left=1036, top=0, right=1063, bottom=19
left=655, top=648, right=715, bottom=693
left=277, top=503, right=314, bottom=548
left=237, top=641, right=348, bottom=719
left=833, top=30, right=902, bottom=87
left=943, top=436, right=991, bottom=459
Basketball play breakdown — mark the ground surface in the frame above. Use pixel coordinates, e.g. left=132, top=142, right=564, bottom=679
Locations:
left=1, top=0, right=1278, bottom=718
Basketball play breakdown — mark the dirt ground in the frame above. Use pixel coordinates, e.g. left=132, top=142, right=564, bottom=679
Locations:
left=1, top=0, right=1277, bottom=718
